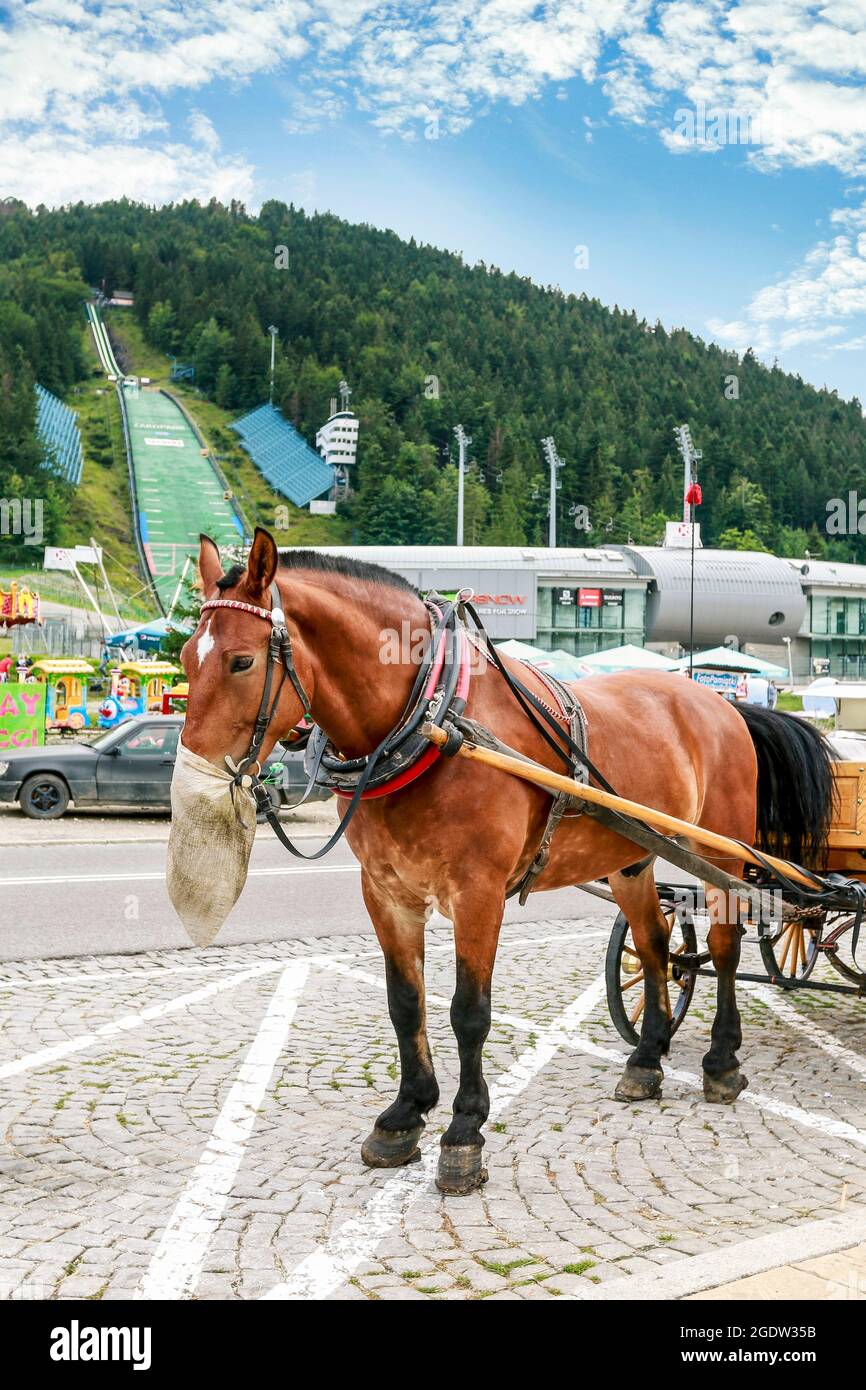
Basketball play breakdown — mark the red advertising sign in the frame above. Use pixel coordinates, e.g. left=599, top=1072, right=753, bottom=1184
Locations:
left=578, top=588, right=602, bottom=608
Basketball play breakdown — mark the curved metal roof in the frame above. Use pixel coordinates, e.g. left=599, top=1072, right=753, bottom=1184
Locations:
left=618, top=546, right=806, bottom=644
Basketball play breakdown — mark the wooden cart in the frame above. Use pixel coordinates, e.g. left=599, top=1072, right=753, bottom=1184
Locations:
left=421, top=720, right=866, bottom=1048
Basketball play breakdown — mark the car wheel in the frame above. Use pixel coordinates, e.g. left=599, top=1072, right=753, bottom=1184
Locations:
left=20, top=773, right=70, bottom=819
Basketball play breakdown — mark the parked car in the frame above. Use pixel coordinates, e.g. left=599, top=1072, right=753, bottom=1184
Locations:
left=0, top=715, right=328, bottom=819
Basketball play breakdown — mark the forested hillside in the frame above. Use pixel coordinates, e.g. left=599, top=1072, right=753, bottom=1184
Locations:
left=0, top=208, right=88, bottom=563
left=2, top=195, right=865, bottom=558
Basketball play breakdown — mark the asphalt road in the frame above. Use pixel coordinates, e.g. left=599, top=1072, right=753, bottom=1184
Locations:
left=0, top=820, right=619, bottom=961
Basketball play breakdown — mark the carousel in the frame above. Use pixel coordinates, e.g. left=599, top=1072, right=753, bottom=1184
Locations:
left=98, top=660, right=180, bottom=728
left=0, top=581, right=42, bottom=635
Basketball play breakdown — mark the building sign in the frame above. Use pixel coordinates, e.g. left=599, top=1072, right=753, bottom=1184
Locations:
left=553, top=587, right=575, bottom=607
left=664, top=521, right=702, bottom=549
left=691, top=669, right=738, bottom=700
left=578, top=588, right=602, bottom=608
left=602, top=590, right=624, bottom=608
left=0, top=683, right=46, bottom=749
left=44, top=546, right=102, bottom=571
left=410, top=567, right=537, bottom=639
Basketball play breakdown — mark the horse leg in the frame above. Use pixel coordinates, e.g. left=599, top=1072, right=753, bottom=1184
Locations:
left=702, top=874, right=748, bottom=1104
left=360, top=881, right=439, bottom=1169
left=610, top=863, right=671, bottom=1101
left=436, top=887, right=504, bottom=1195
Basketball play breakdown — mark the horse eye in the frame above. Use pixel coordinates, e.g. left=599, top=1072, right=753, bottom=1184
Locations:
left=231, top=656, right=254, bottom=673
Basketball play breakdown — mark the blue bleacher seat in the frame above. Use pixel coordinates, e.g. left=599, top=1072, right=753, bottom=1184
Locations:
left=35, top=384, right=83, bottom=487
left=230, top=403, right=333, bottom=507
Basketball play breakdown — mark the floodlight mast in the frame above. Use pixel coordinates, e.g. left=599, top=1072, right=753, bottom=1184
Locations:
left=454, top=424, right=471, bottom=545
left=674, top=424, right=702, bottom=524
left=267, top=325, right=279, bottom=405
left=674, top=423, right=703, bottom=680
left=541, top=436, right=564, bottom=547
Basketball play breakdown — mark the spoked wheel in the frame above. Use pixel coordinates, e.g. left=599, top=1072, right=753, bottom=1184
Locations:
left=759, top=916, right=821, bottom=985
left=605, top=901, right=698, bottom=1048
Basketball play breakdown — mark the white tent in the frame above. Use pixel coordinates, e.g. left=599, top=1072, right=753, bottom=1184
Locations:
left=577, top=644, right=680, bottom=674
left=495, top=640, right=582, bottom=680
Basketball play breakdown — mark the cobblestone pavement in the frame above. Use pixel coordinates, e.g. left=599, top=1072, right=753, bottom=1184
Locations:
left=2, top=916, right=866, bottom=1302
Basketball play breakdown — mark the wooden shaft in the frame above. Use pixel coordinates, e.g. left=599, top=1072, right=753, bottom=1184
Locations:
left=423, top=722, right=819, bottom=891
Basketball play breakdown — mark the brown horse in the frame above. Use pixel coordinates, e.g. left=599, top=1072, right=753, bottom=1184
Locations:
left=169, top=529, right=834, bottom=1194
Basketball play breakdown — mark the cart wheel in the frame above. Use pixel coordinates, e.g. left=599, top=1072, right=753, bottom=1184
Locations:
left=605, top=901, right=698, bottom=1048
left=759, top=918, right=821, bottom=984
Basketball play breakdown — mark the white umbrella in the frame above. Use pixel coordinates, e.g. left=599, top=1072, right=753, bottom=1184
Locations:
left=577, top=644, right=679, bottom=674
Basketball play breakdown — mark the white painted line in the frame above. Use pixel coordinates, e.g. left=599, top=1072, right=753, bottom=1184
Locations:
left=571, top=1205, right=866, bottom=1301
left=261, top=971, right=606, bottom=1301
left=0, top=930, right=604, bottom=990
left=137, top=961, right=310, bottom=1301
left=556, top=1030, right=866, bottom=1154
left=0, top=960, right=285, bottom=1079
left=264, top=956, right=866, bottom=1301
left=745, top=982, right=866, bottom=1080
left=0, top=865, right=360, bottom=887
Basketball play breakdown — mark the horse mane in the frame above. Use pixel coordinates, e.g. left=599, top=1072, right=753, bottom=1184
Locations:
left=279, top=550, right=418, bottom=595
left=215, top=551, right=418, bottom=597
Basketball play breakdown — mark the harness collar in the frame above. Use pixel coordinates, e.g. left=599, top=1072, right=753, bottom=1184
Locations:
left=328, top=619, right=471, bottom=799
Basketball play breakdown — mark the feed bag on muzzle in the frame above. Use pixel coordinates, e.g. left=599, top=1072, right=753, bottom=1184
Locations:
left=166, top=740, right=257, bottom=945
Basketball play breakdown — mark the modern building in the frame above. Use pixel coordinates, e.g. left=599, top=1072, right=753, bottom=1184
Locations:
left=792, top=558, right=866, bottom=681
left=290, top=545, right=647, bottom=643
left=294, top=543, right=866, bottom=680
left=617, top=546, right=806, bottom=647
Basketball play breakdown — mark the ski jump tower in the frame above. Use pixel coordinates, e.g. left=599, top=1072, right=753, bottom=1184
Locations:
left=316, top=380, right=359, bottom=502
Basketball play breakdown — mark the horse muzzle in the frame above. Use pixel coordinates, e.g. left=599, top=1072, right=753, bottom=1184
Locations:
left=166, top=739, right=257, bottom=945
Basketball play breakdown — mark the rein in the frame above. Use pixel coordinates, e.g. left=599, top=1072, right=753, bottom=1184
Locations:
left=199, top=582, right=469, bottom=861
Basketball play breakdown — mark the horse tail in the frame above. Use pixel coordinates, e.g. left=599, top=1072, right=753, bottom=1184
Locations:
left=732, top=704, right=836, bottom=867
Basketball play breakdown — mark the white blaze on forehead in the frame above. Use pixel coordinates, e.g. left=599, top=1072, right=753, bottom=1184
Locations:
left=196, top=619, right=215, bottom=668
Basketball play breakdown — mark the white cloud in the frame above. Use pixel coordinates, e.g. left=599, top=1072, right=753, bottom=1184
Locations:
left=0, top=130, right=254, bottom=206
left=189, top=110, right=220, bottom=154
left=707, top=208, right=866, bottom=358
left=2, top=0, right=866, bottom=221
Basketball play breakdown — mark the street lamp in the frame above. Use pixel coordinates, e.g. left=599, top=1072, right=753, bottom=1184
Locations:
left=267, top=325, right=279, bottom=404
left=454, top=424, right=471, bottom=546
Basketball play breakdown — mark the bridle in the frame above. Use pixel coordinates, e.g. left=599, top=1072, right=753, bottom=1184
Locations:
left=194, top=580, right=471, bottom=862
left=199, top=582, right=311, bottom=786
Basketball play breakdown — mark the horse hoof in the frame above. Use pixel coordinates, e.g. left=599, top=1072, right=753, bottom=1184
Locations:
left=703, top=1069, right=749, bottom=1104
left=614, top=1065, right=664, bottom=1102
left=435, top=1145, right=488, bottom=1195
left=361, top=1125, right=422, bottom=1168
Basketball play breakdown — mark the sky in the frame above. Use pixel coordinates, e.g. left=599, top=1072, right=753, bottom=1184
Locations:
left=1, top=1, right=866, bottom=402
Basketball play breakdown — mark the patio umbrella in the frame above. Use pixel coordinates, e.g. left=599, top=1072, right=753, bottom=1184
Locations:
left=577, top=644, right=680, bottom=674
left=675, top=646, right=787, bottom=679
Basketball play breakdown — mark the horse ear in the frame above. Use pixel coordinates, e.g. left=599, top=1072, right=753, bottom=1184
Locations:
left=198, top=534, right=223, bottom=594
left=247, top=527, right=279, bottom=597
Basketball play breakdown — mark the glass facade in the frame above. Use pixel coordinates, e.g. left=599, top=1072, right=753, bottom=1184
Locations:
left=536, top=585, right=646, bottom=656
left=808, top=594, right=866, bottom=677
